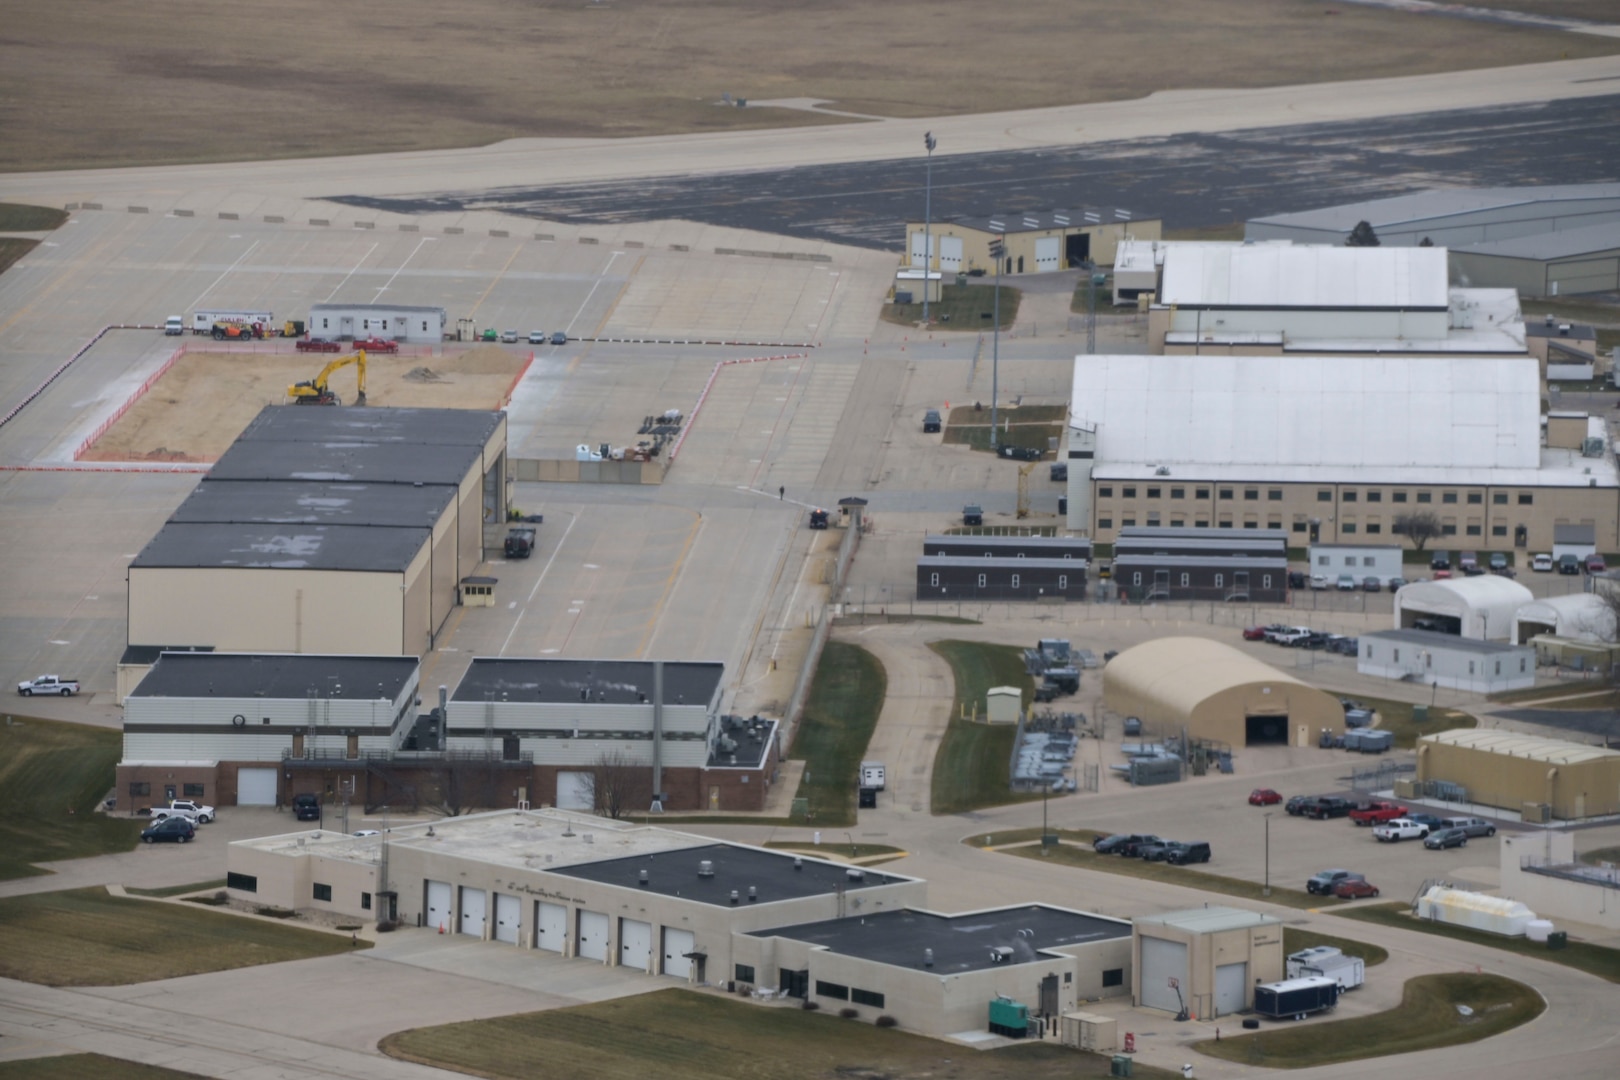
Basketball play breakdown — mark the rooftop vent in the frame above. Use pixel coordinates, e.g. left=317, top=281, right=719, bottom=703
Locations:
left=748, top=885, right=758, bottom=902
left=924, top=948, right=934, bottom=968
left=990, top=946, right=1014, bottom=963
left=699, top=860, right=715, bottom=878
left=846, top=867, right=866, bottom=882
left=793, top=857, right=803, bottom=871
left=639, top=869, right=649, bottom=887
left=729, top=889, right=739, bottom=905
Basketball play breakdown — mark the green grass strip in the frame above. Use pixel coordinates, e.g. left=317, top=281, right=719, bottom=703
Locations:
left=1335, top=901, right=1620, bottom=983
left=929, top=640, right=1044, bottom=815
left=787, top=641, right=887, bottom=827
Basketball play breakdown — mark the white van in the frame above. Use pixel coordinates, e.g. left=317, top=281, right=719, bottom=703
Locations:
left=1440, top=816, right=1496, bottom=838
left=164, top=315, right=184, bottom=335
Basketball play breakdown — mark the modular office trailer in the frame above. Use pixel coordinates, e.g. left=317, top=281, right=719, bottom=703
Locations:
left=916, top=556, right=1088, bottom=600
left=1253, top=976, right=1340, bottom=1019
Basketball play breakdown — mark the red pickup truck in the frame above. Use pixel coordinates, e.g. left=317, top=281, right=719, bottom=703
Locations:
left=1348, top=800, right=1407, bottom=826
left=295, top=338, right=342, bottom=353
left=351, top=337, right=399, bottom=354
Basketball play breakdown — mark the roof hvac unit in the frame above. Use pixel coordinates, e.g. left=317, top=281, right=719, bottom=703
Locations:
left=1582, top=438, right=1605, bottom=458
left=1522, top=802, right=1551, bottom=824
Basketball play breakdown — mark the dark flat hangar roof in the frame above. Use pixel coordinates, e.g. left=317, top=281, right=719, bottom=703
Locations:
left=170, top=480, right=455, bottom=528
left=234, top=405, right=503, bottom=448
left=131, top=652, right=418, bottom=699
left=454, top=658, right=724, bottom=707
left=553, top=843, right=914, bottom=907
left=132, top=522, right=428, bottom=571
left=210, top=438, right=480, bottom=486
left=753, top=905, right=1130, bottom=973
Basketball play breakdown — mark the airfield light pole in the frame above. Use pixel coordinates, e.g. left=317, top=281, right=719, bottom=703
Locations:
left=922, top=131, right=937, bottom=327
left=1263, top=813, right=1272, bottom=897
left=989, top=230, right=1005, bottom=449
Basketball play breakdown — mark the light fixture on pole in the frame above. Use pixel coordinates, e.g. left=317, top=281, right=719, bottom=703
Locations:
left=1042, top=779, right=1051, bottom=854
left=1263, top=812, right=1272, bottom=897
left=922, top=131, right=937, bottom=327
left=988, top=228, right=1005, bottom=449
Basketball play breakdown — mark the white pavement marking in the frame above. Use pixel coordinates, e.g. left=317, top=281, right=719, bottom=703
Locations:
left=184, top=240, right=259, bottom=312
left=563, top=250, right=623, bottom=338
left=321, top=241, right=378, bottom=301
left=500, top=511, right=577, bottom=656
left=373, top=236, right=434, bottom=299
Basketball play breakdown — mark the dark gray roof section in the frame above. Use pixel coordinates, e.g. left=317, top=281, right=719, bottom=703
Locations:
left=1364, top=629, right=1526, bottom=655
left=132, top=522, right=428, bottom=572
left=169, top=481, right=455, bottom=528
left=1119, top=525, right=1289, bottom=544
left=752, top=905, right=1130, bottom=974
left=1113, top=554, right=1286, bottom=569
left=210, top=439, right=479, bottom=486
left=119, top=644, right=214, bottom=666
left=129, top=652, right=418, bottom=699
left=917, top=556, right=1091, bottom=570
left=233, top=405, right=502, bottom=448
left=1247, top=185, right=1620, bottom=231
left=553, top=843, right=914, bottom=907
left=309, top=303, right=446, bottom=316
left=940, top=207, right=1139, bottom=234
left=454, top=658, right=725, bottom=707
left=923, top=535, right=1092, bottom=555
left=1554, top=524, right=1597, bottom=545
left=1458, top=221, right=1620, bottom=261
left=1526, top=321, right=1597, bottom=342
left=1548, top=341, right=1596, bottom=362
left=1115, top=537, right=1289, bottom=555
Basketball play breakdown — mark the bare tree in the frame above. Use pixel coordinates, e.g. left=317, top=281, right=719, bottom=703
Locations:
left=430, top=754, right=502, bottom=817
left=586, top=750, right=654, bottom=819
left=1394, top=511, right=1442, bottom=553
left=1345, top=220, right=1381, bottom=247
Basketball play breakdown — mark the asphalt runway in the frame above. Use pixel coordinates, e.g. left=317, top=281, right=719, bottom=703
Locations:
left=334, top=94, right=1620, bottom=249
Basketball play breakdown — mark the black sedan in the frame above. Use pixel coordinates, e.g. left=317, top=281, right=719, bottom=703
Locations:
left=141, top=817, right=196, bottom=844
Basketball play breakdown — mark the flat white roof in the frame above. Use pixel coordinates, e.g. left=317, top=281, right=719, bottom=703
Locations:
left=1114, top=238, right=1293, bottom=275
left=1159, top=244, right=1450, bottom=309
left=1423, top=728, right=1620, bottom=766
left=1135, top=905, right=1282, bottom=934
left=1070, top=354, right=1581, bottom=486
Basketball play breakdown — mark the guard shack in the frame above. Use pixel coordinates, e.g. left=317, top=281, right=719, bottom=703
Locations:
left=459, top=576, right=497, bottom=607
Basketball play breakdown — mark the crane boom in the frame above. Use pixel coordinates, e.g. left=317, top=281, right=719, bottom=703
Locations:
left=287, top=350, right=367, bottom=406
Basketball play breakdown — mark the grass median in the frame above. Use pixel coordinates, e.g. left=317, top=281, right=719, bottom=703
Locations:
left=0, top=715, right=144, bottom=880
left=1334, top=901, right=1620, bottom=983
left=929, top=640, right=1043, bottom=816
left=1196, top=973, right=1543, bottom=1068
left=787, top=641, right=887, bottom=827
left=882, top=283, right=1020, bottom=331
left=1350, top=694, right=1475, bottom=749
left=0, top=887, right=369, bottom=986
left=0, top=1055, right=211, bottom=1080
left=381, top=986, right=1184, bottom=1080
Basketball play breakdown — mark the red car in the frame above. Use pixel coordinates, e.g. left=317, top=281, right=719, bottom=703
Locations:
left=1348, top=800, right=1408, bottom=827
left=1242, top=626, right=1267, bottom=641
left=1248, top=788, right=1282, bottom=806
left=1333, top=878, right=1381, bottom=899
left=352, top=337, right=400, bottom=354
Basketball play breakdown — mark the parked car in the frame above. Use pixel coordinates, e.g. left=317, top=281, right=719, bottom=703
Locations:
left=1243, top=626, right=1268, bottom=641
left=1532, top=553, right=1554, bottom=572
left=528, top=330, right=546, bottom=344
left=500, top=329, right=519, bottom=343
left=1284, top=795, right=1314, bottom=816
left=1332, top=878, right=1381, bottom=899
left=1361, top=576, right=1381, bottom=592
left=1587, top=553, right=1607, bottom=574
left=1405, top=812, right=1445, bottom=830
left=1333, top=574, right=1356, bottom=591
left=1424, top=827, right=1469, bottom=850
left=1440, top=816, right=1497, bottom=838
left=1163, top=841, right=1211, bottom=865
left=962, top=504, right=983, bottom=526
left=551, top=331, right=568, bottom=345
left=1329, top=635, right=1359, bottom=655
left=1095, top=833, right=1167, bottom=857
left=1249, top=788, right=1283, bottom=806
left=293, top=793, right=321, bottom=821
left=1373, top=818, right=1431, bottom=842
left=1273, top=628, right=1312, bottom=646
left=922, top=409, right=942, bottom=433
left=1307, top=869, right=1363, bottom=895
left=1386, top=576, right=1407, bottom=592
left=1310, top=574, right=1329, bottom=590
left=1348, top=800, right=1407, bottom=826
left=1136, top=840, right=1176, bottom=862
left=1433, top=568, right=1452, bottom=580
left=1489, top=552, right=1509, bottom=572
left=166, top=799, right=215, bottom=824
left=1431, top=551, right=1451, bottom=570
left=140, top=817, right=196, bottom=844
left=1459, top=551, right=1479, bottom=572
left=1559, top=553, right=1581, bottom=575
left=1260, top=624, right=1295, bottom=643
left=1288, top=570, right=1307, bottom=589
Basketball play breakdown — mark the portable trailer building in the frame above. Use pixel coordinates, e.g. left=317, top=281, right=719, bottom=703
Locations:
left=1253, top=976, right=1339, bottom=1020
left=1111, top=554, right=1287, bottom=604
left=916, top=556, right=1087, bottom=600
left=1309, top=544, right=1402, bottom=586
left=308, top=304, right=446, bottom=343
left=1358, top=629, right=1534, bottom=693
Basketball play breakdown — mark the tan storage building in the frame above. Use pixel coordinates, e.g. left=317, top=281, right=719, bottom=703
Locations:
left=1103, top=637, right=1344, bottom=748
left=1133, top=906, right=1284, bottom=1019
left=904, top=208, right=1159, bottom=277
left=1416, top=729, right=1620, bottom=821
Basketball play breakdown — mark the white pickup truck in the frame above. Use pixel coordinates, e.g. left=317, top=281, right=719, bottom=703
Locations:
left=149, top=799, right=216, bottom=825
left=1372, top=818, right=1430, bottom=843
left=17, top=675, right=79, bottom=697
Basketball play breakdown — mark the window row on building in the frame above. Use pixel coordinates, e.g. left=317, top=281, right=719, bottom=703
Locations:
left=1096, top=485, right=1537, bottom=506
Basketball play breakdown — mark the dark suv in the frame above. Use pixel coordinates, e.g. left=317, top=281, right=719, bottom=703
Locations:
left=293, top=793, right=321, bottom=821
left=1094, top=833, right=1165, bottom=856
left=1163, top=841, right=1211, bottom=865
left=1300, top=796, right=1353, bottom=820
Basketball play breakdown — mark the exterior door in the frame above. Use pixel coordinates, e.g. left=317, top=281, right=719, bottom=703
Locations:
left=238, top=768, right=277, bottom=805
left=458, top=887, right=487, bottom=937
left=939, top=236, right=963, bottom=271
left=909, top=231, right=935, bottom=268
left=619, top=918, right=652, bottom=971
left=1139, top=937, right=1188, bottom=1013
left=556, top=771, right=593, bottom=810
left=1039, top=973, right=1059, bottom=1017
left=536, top=901, right=567, bottom=952
left=663, top=928, right=695, bottom=979
left=425, top=880, right=453, bottom=933
left=1215, top=961, right=1248, bottom=1017
left=1035, top=236, right=1061, bottom=272
left=578, top=911, right=609, bottom=961
left=494, top=893, right=521, bottom=944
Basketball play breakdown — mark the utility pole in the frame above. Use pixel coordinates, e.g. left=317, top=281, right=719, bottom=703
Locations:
left=922, top=131, right=937, bottom=326
left=989, top=228, right=1005, bottom=449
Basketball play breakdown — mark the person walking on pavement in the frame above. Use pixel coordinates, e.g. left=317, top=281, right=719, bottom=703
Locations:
left=778, top=486, right=785, bottom=500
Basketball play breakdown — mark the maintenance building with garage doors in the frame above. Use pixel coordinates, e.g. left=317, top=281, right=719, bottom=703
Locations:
left=1103, top=637, right=1344, bottom=748
left=1394, top=576, right=1532, bottom=640
left=447, top=658, right=779, bottom=812
left=1356, top=629, right=1534, bottom=693
left=117, top=651, right=422, bottom=809
left=125, top=407, right=506, bottom=665
left=1133, top=907, right=1284, bottom=1020
left=1414, top=729, right=1620, bottom=820
left=904, top=208, right=1159, bottom=277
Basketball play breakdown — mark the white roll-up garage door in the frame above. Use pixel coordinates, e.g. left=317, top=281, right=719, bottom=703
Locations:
left=494, top=893, right=521, bottom=945
left=1139, top=936, right=1188, bottom=1014
left=459, top=887, right=487, bottom=938
left=426, top=880, right=453, bottom=933
left=556, top=772, right=593, bottom=811
left=663, top=928, right=695, bottom=979
left=939, top=236, right=963, bottom=272
left=536, top=901, right=567, bottom=953
left=620, top=918, right=652, bottom=971
left=237, top=768, right=277, bottom=806
left=1035, top=236, right=1061, bottom=272
left=1215, top=961, right=1248, bottom=1017
left=578, top=911, right=609, bottom=961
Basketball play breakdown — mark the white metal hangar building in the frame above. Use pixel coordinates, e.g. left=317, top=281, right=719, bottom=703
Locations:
left=124, top=407, right=507, bottom=664
left=1393, top=576, right=1533, bottom=641
left=1245, top=184, right=1620, bottom=248
left=1061, top=353, right=1619, bottom=553
left=1101, top=637, right=1344, bottom=748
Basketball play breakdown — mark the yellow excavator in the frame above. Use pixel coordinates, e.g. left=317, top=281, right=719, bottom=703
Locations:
left=287, top=350, right=367, bottom=406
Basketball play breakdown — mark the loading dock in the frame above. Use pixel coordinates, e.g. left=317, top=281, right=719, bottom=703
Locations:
left=536, top=901, right=567, bottom=953
left=578, top=911, right=610, bottom=961
left=494, top=893, right=521, bottom=944
left=620, top=918, right=653, bottom=971
left=459, top=886, right=487, bottom=937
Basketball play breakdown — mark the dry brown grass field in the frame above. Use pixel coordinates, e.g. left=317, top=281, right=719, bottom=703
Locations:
left=3, top=1, right=1616, bottom=173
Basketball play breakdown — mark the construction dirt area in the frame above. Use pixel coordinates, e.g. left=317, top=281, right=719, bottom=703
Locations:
left=79, top=345, right=529, bottom=463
